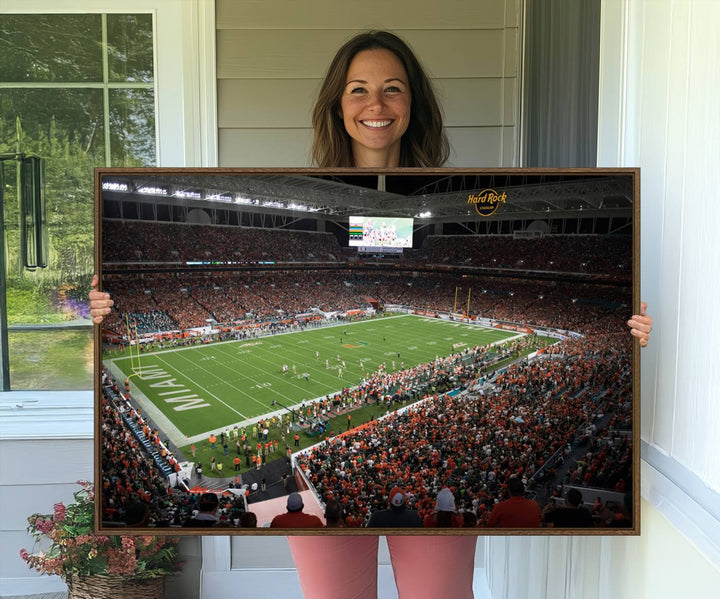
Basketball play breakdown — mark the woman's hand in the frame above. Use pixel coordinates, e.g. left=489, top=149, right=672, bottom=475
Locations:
left=627, top=301, right=652, bottom=348
left=89, top=274, right=113, bottom=324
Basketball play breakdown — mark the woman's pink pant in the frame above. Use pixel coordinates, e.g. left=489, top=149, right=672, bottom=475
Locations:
left=287, top=535, right=477, bottom=599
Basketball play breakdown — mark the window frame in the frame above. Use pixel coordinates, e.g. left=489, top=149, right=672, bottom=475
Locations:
left=0, top=0, right=217, bottom=435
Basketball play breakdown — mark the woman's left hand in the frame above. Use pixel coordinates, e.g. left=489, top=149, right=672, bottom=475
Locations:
left=627, top=301, right=652, bottom=347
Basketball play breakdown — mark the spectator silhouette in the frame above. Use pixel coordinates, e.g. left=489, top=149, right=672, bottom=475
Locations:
left=544, top=488, right=594, bottom=528
left=487, top=477, right=541, bottom=528
left=270, top=493, right=324, bottom=528
left=367, top=487, right=422, bottom=528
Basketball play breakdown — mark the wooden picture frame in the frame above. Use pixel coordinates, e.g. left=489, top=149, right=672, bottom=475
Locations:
left=95, top=167, right=640, bottom=536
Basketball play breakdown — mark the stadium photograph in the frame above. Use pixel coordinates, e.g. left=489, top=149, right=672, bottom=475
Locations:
left=96, top=169, right=638, bottom=533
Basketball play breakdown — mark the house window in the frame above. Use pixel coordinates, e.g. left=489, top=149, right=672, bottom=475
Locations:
left=0, top=13, right=156, bottom=390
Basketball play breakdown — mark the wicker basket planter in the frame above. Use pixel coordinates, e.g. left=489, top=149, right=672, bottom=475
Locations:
left=67, top=575, right=165, bottom=599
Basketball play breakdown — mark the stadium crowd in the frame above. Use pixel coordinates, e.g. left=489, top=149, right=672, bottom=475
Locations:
left=103, top=220, right=629, bottom=276
left=100, top=309, right=631, bottom=529
left=100, top=268, right=629, bottom=343
left=294, top=319, right=631, bottom=527
left=103, top=220, right=342, bottom=264
left=101, top=379, right=256, bottom=527
left=416, top=234, right=630, bottom=276
left=98, top=220, right=634, bottom=528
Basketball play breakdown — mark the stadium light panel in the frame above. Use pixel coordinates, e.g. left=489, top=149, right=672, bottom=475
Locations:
left=138, top=186, right=167, bottom=195
left=102, top=181, right=129, bottom=192
left=206, top=193, right=233, bottom=202
left=174, top=190, right=202, bottom=199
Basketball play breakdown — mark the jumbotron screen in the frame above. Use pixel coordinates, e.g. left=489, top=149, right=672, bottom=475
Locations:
left=348, top=216, right=414, bottom=248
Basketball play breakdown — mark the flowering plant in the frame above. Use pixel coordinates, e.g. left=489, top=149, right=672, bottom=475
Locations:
left=20, top=481, right=182, bottom=583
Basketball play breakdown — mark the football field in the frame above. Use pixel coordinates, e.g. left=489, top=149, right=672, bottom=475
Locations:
left=106, top=314, right=518, bottom=438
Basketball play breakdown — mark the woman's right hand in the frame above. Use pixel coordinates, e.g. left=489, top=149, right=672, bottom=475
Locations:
left=627, top=301, right=652, bottom=348
left=89, top=274, right=113, bottom=324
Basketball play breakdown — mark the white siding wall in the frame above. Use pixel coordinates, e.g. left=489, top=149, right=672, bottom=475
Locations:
left=0, top=432, right=93, bottom=596
left=608, top=0, right=720, bottom=494
left=216, top=0, right=522, bottom=167
left=485, top=0, right=720, bottom=597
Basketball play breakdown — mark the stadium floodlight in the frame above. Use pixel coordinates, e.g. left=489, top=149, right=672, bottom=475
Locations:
left=206, top=193, right=233, bottom=202
left=235, top=196, right=253, bottom=204
left=138, top=186, right=167, bottom=195
left=174, top=190, right=202, bottom=199
left=416, top=211, right=432, bottom=218
left=102, top=181, right=129, bottom=192
left=288, top=203, right=308, bottom=211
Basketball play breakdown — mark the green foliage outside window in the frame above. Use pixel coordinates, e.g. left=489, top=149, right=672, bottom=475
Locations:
left=0, top=13, right=156, bottom=389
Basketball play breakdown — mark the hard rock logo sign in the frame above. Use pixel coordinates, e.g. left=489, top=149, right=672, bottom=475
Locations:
left=467, top=189, right=507, bottom=217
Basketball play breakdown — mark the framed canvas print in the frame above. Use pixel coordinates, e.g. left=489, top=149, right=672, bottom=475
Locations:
left=95, top=167, right=640, bottom=535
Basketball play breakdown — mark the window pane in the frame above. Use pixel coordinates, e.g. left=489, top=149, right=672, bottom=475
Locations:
left=1, top=88, right=103, bottom=279
left=110, top=89, right=157, bottom=167
left=0, top=14, right=102, bottom=82
left=1, top=88, right=99, bottom=390
left=8, top=329, right=94, bottom=390
left=107, top=14, right=155, bottom=83
left=0, top=13, right=156, bottom=391
left=0, top=89, right=106, bottom=164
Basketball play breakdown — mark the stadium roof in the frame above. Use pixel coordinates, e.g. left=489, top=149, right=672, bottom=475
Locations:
left=100, top=171, right=634, bottom=223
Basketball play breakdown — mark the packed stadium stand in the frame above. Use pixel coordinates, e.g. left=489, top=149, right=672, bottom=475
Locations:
left=99, top=172, right=634, bottom=529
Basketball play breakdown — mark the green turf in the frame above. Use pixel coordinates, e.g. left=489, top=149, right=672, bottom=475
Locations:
left=107, top=314, right=517, bottom=438
left=184, top=336, right=554, bottom=478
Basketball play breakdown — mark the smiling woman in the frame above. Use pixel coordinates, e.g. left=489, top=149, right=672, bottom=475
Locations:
left=340, top=48, right=412, bottom=167
left=311, top=30, right=448, bottom=168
